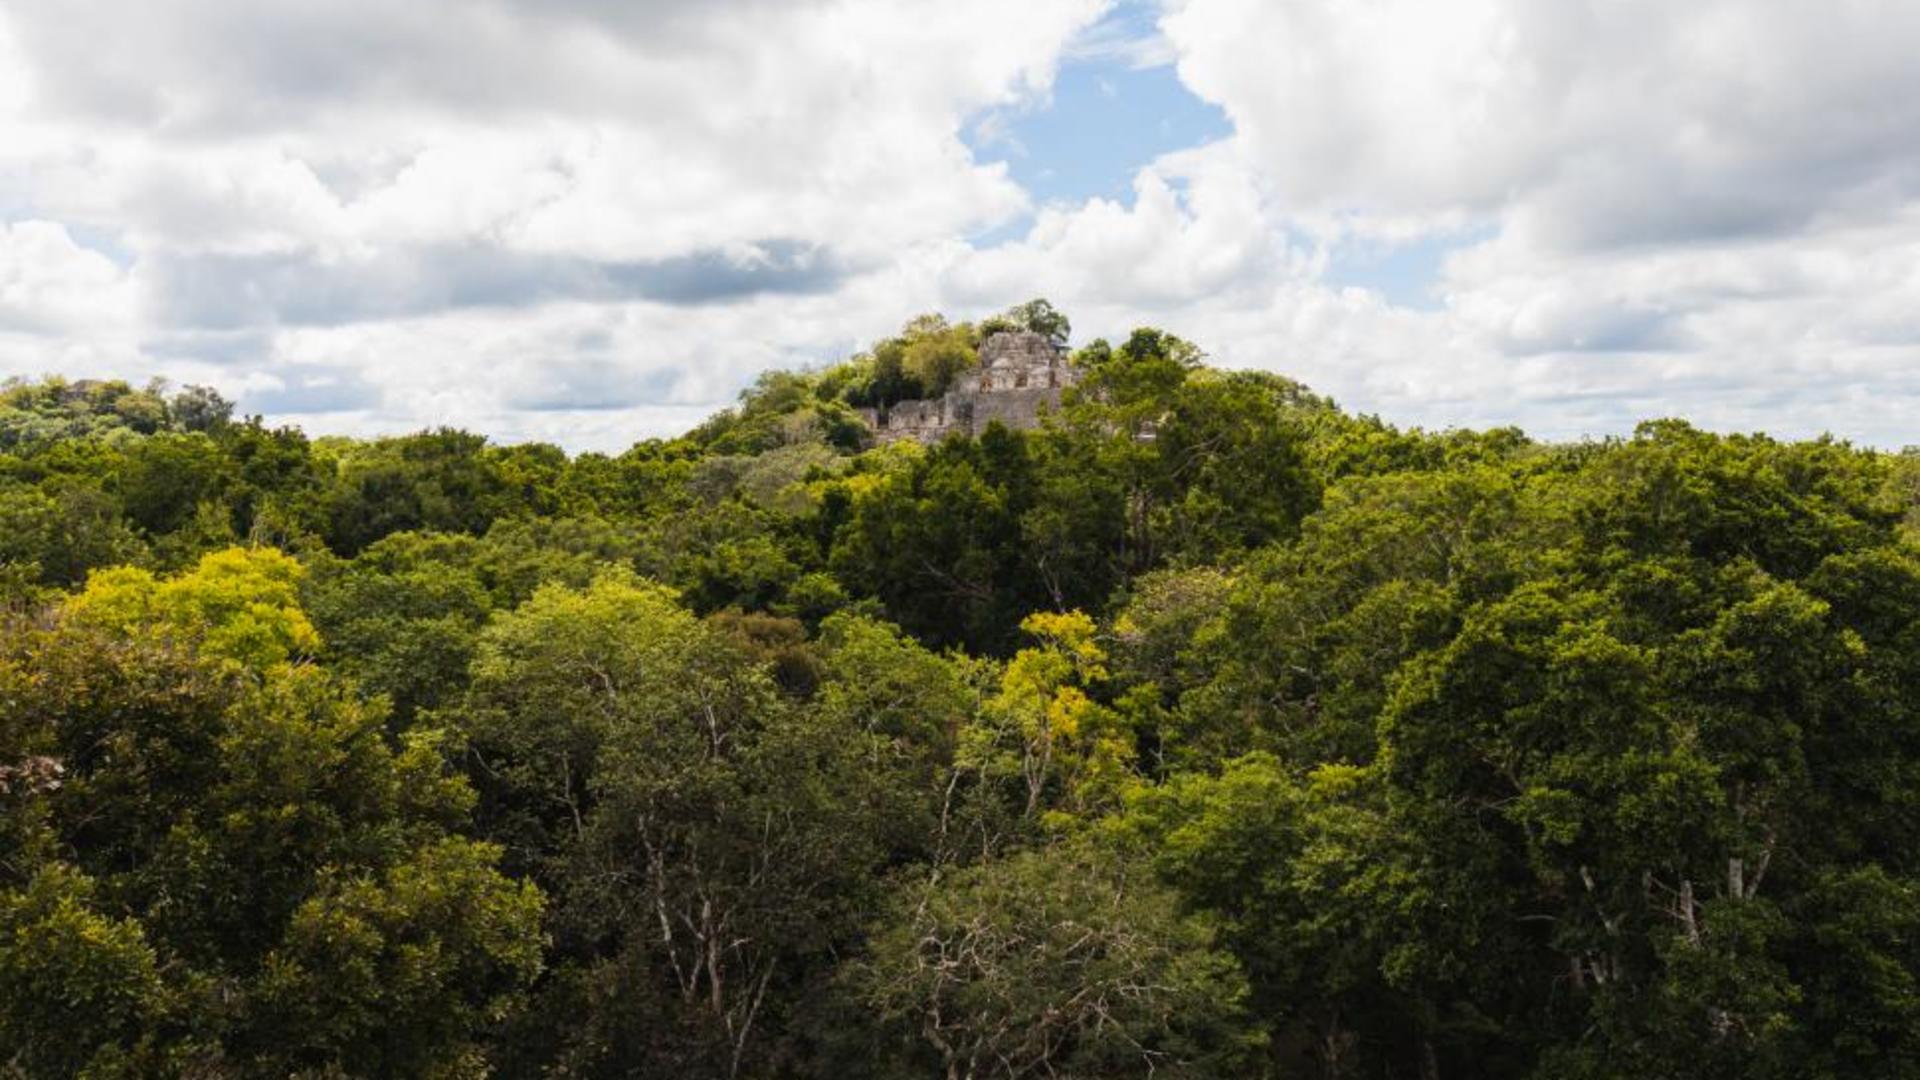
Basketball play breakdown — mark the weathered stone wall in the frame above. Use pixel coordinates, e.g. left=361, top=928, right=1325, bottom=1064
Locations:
left=969, top=386, right=1061, bottom=431
left=858, top=396, right=968, bottom=445
left=977, top=330, right=1076, bottom=391
left=857, top=330, right=1075, bottom=445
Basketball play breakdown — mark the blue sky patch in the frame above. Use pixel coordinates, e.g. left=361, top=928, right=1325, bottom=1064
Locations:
left=1321, top=228, right=1494, bottom=312
left=960, top=3, right=1477, bottom=315
left=965, top=4, right=1230, bottom=220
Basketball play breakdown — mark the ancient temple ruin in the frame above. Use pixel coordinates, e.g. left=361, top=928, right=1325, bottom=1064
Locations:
left=857, top=329, right=1079, bottom=445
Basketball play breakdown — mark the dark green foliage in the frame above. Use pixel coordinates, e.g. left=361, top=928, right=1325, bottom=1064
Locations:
left=323, top=429, right=511, bottom=552
left=830, top=432, right=1040, bottom=651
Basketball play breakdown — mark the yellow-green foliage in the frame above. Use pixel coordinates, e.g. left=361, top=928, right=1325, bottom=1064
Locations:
left=62, top=547, right=319, bottom=669
left=976, top=610, right=1136, bottom=827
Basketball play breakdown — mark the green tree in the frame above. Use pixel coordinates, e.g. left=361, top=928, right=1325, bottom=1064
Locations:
left=324, top=428, right=510, bottom=553
left=1117, top=755, right=1420, bottom=1078
left=62, top=547, right=319, bottom=670
left=900, top=315, right=980, bottom=397
left=982, top=298, right=1071, bottom=349
left=459, top=571, right=930, bottom=1076
left=113, top=431, right=232, bottom=538
left=829, top=433, right=1040, bottom=651
left=0, top=548, right=543, bottom=1075
left=849, top=839, right=1258, bottom=1079
left=0, top=864, right=169, bottom=1077
left=168, top=384, right=234, bottom=433
left=968, top=610, right=1131, bottom=827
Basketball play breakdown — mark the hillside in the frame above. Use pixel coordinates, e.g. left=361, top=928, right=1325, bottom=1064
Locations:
left=6, top=302, right=1920, bottom=1078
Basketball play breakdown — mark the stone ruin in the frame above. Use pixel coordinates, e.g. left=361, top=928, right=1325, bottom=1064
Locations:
left=857, top=329, right=1079, bottom=445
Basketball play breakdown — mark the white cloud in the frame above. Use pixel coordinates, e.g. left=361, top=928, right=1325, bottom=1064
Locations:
left=0, top=0, right=1110, bottom=438
left=948, top=143, right=1299, bottom=308
left=0, top=220, right=137, bottom=334
left=2, top=0, right=1919, bottom=449
left=976, top=0, right=1920, bottom=445
left=1161, top=0, right=1920, bottom=236
left=2, top=0, right=1101, bottom=263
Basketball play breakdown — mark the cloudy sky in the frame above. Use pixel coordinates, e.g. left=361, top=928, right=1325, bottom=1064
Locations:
left=3, top=0, right=1918, bottom=451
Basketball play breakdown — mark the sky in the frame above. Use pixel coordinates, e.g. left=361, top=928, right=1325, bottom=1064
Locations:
left=2, top=0, right=1919, bottom=451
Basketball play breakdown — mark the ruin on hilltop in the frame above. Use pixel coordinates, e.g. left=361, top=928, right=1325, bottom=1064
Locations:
left=856, top=328, right=1079, bottom=445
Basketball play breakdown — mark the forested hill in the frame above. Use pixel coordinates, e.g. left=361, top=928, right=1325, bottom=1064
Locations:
left=7, top=302, right=1920, bottom=1078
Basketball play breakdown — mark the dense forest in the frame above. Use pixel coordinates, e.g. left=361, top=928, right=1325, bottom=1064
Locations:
left=7, top=301, right=1920, bottom=1078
